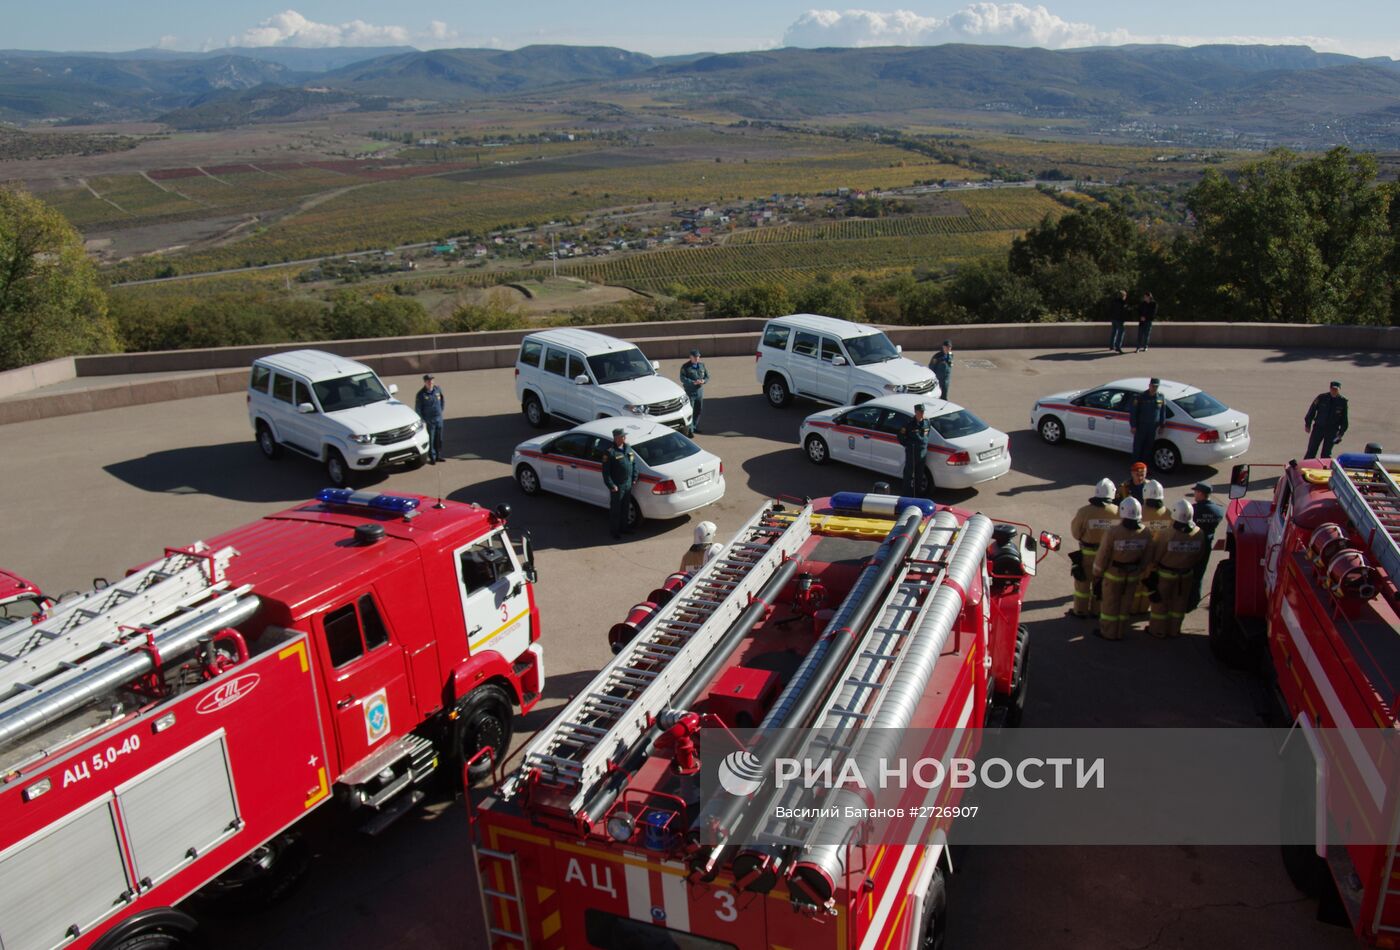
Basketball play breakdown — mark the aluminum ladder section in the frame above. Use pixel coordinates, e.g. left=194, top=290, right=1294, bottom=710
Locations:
left=1332, top=459, right=1400, bottom=584
left=755, top=517, right=952, bottom=848
left=0, top=544, right=237, bottom=704
left=513, top=501, right=813, bottom=800
left=477, top=847, right=532, bottom=949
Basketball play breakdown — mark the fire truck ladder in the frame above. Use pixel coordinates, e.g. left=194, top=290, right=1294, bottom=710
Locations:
left=1331, top=456, right=1400, bottom=584
left=477, top=847, right=532, bottom=949
left=0, top=545, right=251, bottom=745
left=755, top=511, right=957, bottom=848
left=505, top=501, right=813, bottom=806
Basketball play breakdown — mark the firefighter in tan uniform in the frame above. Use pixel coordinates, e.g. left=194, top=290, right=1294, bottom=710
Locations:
left=1142, top=499, right=1208, bottom=638
left=1068, top=478, right=1118, bottom=618
left=1131, top=480, right=1174, bottom=615
left=1092, top=497, right=1151, bottom=641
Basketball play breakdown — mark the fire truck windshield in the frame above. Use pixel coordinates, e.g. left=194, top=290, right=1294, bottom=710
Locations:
left=313, top=372, right=391, bottom=412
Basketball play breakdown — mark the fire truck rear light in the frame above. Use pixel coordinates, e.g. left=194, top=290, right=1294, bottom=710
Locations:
left=23, top=778, right=51, bottom=801
left=606, top=812, right=636, bottom=842
left=946, top=451, right=971, bottom=465
left=1196, top=429, right=1220, bottom=443
left=652, top=479, right=678, bottom=495
left=154, top=713, right=177, bottom=733
left=317, top=488, right=420, bottom=513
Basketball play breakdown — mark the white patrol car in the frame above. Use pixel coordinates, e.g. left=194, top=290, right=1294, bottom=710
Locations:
left=247, top=349, right=429, bottom=487
left=800, top=394, right=1011, bottom=491
left=514, top=328, right=693, bottom=434
left=754, top=314, right=940, bottom=409
left=511, top=418, right=725, bottom=529
left=1030, top=377, right=1251, bottom=473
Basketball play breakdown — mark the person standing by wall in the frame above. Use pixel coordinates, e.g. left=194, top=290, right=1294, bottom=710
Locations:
left=1107, top=290, right=1129, bottom=354
left=1304, top=381, right=1349, bottom=459
left=414, top=373, right=446, bottom=464
left=1135, top=292, right=1157, bottom=352
left=929, top=339, right=954, bottom=399
left=679, top=349, right=710, bottom=434
left=1130, top=378, right=1167, bottom=468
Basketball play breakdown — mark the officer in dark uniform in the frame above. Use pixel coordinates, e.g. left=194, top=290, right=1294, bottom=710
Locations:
left=1130, top=378, right=1167, bottom=468
left=1188, top=482, right=1224, bottom=608
left=1304, top=381, right=1349, bottom=459
left=1107, top=290, right=1129, bottom=353
left=929, top=340, right=954, bottom=399
left=679, top=349, right=710, bottom=434
left=897, top=404, right=932, bottom=498
left=601, top=427, right=638, bottom=539
left=414, top=373, right=446, bottom=463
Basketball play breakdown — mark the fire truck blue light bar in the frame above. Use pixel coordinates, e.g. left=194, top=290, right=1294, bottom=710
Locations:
left=316, top=488, right=420, bottom=513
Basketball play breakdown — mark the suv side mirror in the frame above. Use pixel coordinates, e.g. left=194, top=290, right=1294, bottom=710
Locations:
left=831, top=356, right=847, bottom=367
left=895, top=345, right=903, bottom=355
left=297, top=402, right=316, bottom=414
left=574, top=374, right=591, bottom=386
left=650, top=360, right=660, bottom=372
left=387, top=383, right=399, bottom=395
left=1229, top=464, right=1249, bottom=500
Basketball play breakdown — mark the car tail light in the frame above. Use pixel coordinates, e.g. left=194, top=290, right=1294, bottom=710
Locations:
left=1196, top=429, right=1220, bottom=444
left=652, top=479, right=678, bottom=495
left=718, top=462, right=724, bottom=475
left=946, top=451, right=970, bottom=465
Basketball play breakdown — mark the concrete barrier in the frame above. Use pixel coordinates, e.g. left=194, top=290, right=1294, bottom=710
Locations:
left=2, top=320, right=1395, bottom=427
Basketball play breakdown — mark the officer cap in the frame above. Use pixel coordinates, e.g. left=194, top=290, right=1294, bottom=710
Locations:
left=1131, top=461, right=1147, bottom=474
left=942, top=339, right=952, bottom=347
left=913, top=403, right=925, bottom=413
left=689, top=349, right=701, bottom=357
left=422, top=373, right=434, bottom=380
left=1193, top=481, right=1212, bottom=495
left=612, top=427, right=626, bottom=438
left=1364, top=442, right=1384, bottom=454
left=1148, top=377, right=1160, bottom=386
left=1330, top=380, right=1341, bottom=389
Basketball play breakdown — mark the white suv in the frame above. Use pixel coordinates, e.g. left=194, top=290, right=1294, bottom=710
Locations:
left=754, top=314, right=940, bottom=408
left=248, top=349, right=429, bottom=487
left=514, top=328, right=693, bottom=433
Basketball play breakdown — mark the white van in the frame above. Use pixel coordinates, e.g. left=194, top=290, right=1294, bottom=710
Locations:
left=754, top=314, right=940, bottom=408
left=514, top=328, right=693, bottom=433
left=247, top=349, right=429, bottom=487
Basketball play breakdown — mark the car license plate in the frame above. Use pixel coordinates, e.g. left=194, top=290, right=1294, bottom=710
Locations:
left=978, top=447, right=1002, bottom=461
left=686, top=472, right=712, bottom=488
left=1226, top=428, right=1244, bottom=441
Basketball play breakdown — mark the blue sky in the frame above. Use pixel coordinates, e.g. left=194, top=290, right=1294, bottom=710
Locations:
left=6, top=2, right=1398, bottom=58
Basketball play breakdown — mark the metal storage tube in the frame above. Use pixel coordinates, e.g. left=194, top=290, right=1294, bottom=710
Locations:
left=789, top=512, right=993, bottom=904
left=0, top=590, right=260, bottom=749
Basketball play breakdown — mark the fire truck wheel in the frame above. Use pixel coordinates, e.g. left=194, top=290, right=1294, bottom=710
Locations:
left=192, top=834, right=310, bottom=912
left=804, top=434, right=830, bottom=465
left=109, top=932, right=193, bottom=950
left=1004, top=625, right=1030, bottom=727
left=455, top=683, right=514, bottom=784
left=523, top=393, right=548, bottom=428
left=765, top=374, right=792, bottom=408
left=1037, top=416, right=1064, bottom=445
left=256, top=422, right=282, bottom=460
left=325, top=450, right=350, bottom=488
left=1207, top=561, right=1257, bottom=670
left=515, top=463, right=541, bottom=495
left=917, top=866, right=948, bottom=950
left=1151, top=440, right=1180, bottom=474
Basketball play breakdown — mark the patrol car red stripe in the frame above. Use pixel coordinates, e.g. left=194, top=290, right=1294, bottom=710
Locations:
left=518, top=449, right=662, bottom=483
left=808, top=421, right=958, bottom=455
left=1036, top=402, right=1208, bottom=434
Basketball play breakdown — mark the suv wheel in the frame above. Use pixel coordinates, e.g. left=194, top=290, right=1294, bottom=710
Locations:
left=523, top=393, right=547, bottom=429
left=325, top=450, right=350, bottom=488
left=256, top=422, right=282, bottom=460
left=765, top=374, right=792, bottom=408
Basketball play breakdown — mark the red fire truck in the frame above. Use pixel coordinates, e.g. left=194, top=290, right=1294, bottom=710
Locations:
left=1210, top=452, right=1400, bottom=944
left=0, top=489, right=543, bottom=950
left=0, top=568, right=52, bottom=623
left=470, top=492, right=1055, bottom=949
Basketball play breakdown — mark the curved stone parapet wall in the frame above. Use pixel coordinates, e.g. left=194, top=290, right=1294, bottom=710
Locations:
left=0, top=318, right=1394, bottom=426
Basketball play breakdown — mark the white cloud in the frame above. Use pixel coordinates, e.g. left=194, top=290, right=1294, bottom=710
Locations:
left=155, top=34, right=180, bottom=50
left=426, top=21, right=459, bottom=44
left=230, top=9, right=410, bottom=48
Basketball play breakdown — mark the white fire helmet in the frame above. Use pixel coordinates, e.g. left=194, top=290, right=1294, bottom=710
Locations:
left=1144, top=479, right=1165, bottom=502
left=695, top=521, right=717, bottom=545
left=1172, top=498, right=1195, bottom=524
left=1119, top=497, right=1143, bottom=521
left=1095, top=478, right=1115, bottom=500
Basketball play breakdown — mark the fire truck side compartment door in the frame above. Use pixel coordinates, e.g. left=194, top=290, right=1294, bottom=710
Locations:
left=454, top=530, right=532, bottom=664
left=0, top=795, right=132, bottom=950
left=315, top=593, right=414, bottom=774
left=115, top=730, right=240, bottom=891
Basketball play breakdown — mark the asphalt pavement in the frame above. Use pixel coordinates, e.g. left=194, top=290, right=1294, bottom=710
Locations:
left=3, top=342, right=1392, bottom=949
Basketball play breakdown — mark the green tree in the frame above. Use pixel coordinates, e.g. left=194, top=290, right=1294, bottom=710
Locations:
left=1007, top=205, right=1143, bottom=319
left=1186, top=148, right=1392, bottom=324
left=0, top=187, right=115, bottom=368
left=793, top=277, right=863, bottom=320
left=322, top=292, right=434, bottom=339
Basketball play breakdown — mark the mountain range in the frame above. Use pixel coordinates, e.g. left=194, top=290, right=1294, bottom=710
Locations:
left=1, top=42, right=1397, bottom=144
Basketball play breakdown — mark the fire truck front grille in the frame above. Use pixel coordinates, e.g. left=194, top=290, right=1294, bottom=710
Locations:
left=905, top=378, right=936, bottom=394
left=646, top=397, right=687, bottom=416
left=372, top=425, right=417, bottom=445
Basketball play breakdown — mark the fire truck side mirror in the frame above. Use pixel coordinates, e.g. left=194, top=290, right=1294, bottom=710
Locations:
left=92, top=577, right=109, bottom=590
left=1229, top=464, right=1250, bottom=500
left=517, top=529, right=538, bottom=583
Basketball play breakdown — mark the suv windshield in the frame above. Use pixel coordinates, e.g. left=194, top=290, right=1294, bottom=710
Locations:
left=633, top=432, right=700, bottom=467
left=1172, top=390, right=1228, bottom=419
left=588, top=349, right=653, bottom=385
left=842, top=333, right=899, bottom=366
left=930, top=409, right=989, bottom=440
left=313, top=372, right=391, bottom=412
